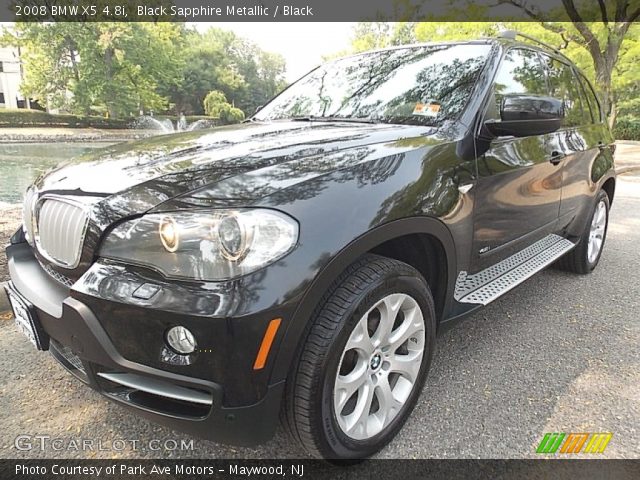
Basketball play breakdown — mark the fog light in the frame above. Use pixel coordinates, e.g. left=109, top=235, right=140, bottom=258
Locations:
left=165, top=326, right=197, bottom=355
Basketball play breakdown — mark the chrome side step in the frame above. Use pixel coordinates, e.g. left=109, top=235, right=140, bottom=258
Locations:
left=455, top=234, right=575, bottom=305
left=97, top=372, right=213, bottom=406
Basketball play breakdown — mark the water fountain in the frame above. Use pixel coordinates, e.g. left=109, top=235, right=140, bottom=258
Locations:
left=134, top=114, right=217, bottom=133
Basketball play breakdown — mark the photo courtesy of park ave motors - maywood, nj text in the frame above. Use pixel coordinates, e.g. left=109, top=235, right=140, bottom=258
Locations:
left=0, top=0, right=639, bottom=478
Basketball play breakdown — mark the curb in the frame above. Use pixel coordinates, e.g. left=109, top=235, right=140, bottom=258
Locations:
left=0, top=281, right=10, bottom=315
left=616, top=166, right=640, bottom=176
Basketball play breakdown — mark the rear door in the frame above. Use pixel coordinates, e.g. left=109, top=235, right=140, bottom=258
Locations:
left=543, top=56, right=614, bottom=229
left=472, top=47, right=563, bottom=271
left=543, top=55, right=594, bottom=221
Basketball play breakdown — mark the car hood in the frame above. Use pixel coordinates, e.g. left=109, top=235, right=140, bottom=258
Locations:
left=34, top=120, right=436, bottom=224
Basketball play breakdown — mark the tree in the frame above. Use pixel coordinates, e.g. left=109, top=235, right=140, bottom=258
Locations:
left=613, top=31, right=640, bottom=119
left=502, top=0, right=640, bottom=126
left=1, top=23, right=84, bottom=112
left=1, top=22, right=185, bottom=118
left=203, top=90, right=245, bottom=124
left=166, top=27, right=286, bottom=116
left=1, top=23, right=286, bottom=120
left=220, top=32, right=287, bottom=113
left=165, top=28, right=246, bottom=115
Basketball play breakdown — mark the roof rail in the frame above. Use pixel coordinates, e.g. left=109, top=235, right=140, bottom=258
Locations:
left=499, top=30, right=517, bottom=40
left=498, top=30, right=574, bottom=64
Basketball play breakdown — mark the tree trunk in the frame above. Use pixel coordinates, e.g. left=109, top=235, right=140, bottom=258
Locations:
left=608, top=102, right=617, bottom=129
left=66, top=41, right=80, bottom=83
left=103, top=46, right=118, bottom=118
left=594, top=64, right=614, bottom=126
left=584, top=30, right=623, bottom=129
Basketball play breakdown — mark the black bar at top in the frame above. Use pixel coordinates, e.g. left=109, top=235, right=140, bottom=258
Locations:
left=0, top=0, right=623, bottom=22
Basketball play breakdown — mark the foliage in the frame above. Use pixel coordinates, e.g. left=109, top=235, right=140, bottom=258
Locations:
left=613, top=31, right=640, bottom=121
left=170, top=28, right=286, bottom=116
left=223, top=108, right=246, bottom=124
left=0, top=109, right=132, bottom=128
left=612, top=119, right=640, bottom=140
left=350, top=22, right=417, bottom=51
left=203, top=90, right=228, bottom=116
left=0, top=23, right=286, bottom=122
left=203, top=90, right=245, bottom=124
left=1, top=23, right=185, bottom=119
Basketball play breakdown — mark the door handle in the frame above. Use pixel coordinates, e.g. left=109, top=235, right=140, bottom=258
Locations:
left=549, top=151, right=564, bottom=165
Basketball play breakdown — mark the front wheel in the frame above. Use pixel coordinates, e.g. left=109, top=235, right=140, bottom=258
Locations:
left=558, top=189, right=610, bottom=274
left=283, top=254, right=436, bottom=460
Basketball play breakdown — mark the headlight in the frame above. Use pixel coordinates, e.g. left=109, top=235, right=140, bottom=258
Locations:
left=100, top=209, right=298, bottom=281
left=22, top=186, right=37, bottom=246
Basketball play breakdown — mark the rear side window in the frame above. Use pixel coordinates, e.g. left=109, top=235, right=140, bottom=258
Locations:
left=545, top=57, right=590, bottom=127
left=493, top=48, right=548, bottom=111
left=578, top=74, right=603, bottom=123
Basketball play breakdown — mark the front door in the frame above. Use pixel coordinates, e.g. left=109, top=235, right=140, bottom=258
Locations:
left=472, top=47, right=563, bottom=271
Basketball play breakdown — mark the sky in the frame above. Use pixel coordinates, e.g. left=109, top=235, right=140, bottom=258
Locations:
left=193, top=22, right=357, bottom=81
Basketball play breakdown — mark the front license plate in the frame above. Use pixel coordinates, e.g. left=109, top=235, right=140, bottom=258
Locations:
left=6, top=286, right=48, bottom=350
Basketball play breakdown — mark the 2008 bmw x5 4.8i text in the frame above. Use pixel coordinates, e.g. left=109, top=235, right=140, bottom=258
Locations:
left=5, top=32, right=615, bottom=460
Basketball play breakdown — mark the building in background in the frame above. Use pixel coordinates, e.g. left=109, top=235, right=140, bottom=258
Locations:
left=0, top=46, right=30, bottom=110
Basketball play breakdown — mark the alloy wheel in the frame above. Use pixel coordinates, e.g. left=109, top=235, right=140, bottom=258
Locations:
left=333, top=293, right=425, bottom=440
left=587, top=200, right=607, bottom=264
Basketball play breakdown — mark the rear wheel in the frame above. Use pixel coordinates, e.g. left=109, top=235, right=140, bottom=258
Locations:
left=558, top=190, right=610, bottom=274
left=283, top=254, right=436, bottom=460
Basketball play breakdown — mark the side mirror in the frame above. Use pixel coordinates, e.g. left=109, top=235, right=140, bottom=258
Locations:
left=485, top=94, right=564, bottom=138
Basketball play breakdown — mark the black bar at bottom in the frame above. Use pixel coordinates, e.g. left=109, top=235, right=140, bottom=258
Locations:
left=0, top=459, right=638, bottom=480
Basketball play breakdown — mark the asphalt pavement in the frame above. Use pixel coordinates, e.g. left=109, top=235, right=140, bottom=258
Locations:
left=0, top=174, right=638, bottom=460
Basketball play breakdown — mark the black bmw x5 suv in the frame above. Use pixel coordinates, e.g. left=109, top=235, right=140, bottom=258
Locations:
left=5, top=33, right=615, bottom=459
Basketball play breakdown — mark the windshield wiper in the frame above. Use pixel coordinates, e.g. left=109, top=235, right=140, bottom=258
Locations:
left=290, top=116, right=378, bottom=124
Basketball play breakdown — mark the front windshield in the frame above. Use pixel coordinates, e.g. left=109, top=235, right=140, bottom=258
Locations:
left=255, top=43, right=492, bottom=126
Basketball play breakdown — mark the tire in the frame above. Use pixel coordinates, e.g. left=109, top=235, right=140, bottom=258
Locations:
left=558, top=189, right=610, bottom=274
left=282, top=254, right=436, bottom=460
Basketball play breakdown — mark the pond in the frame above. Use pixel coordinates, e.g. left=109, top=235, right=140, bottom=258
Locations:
left=0, top=142, right=116, bottom=207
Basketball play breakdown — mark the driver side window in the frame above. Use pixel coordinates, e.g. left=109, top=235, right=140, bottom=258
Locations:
left=493, top=48, right=548, bottom=112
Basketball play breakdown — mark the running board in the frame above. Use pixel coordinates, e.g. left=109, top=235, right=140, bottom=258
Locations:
left=455, top=234, right=575, bottom=305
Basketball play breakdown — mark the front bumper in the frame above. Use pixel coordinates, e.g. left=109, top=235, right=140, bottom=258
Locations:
left=6, top=241, right=287, bottom=446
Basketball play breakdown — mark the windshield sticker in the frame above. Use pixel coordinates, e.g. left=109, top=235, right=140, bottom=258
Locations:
left=413, top=102, right=441, bottom=117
